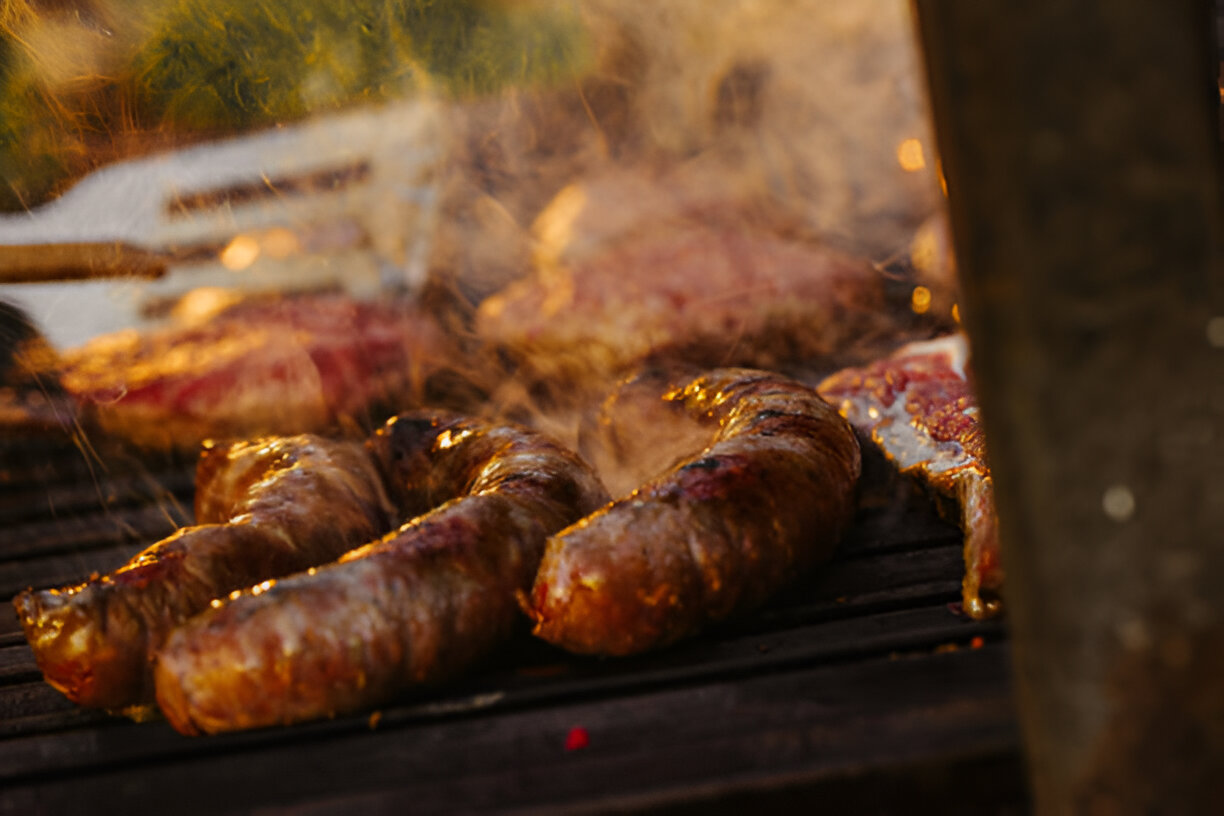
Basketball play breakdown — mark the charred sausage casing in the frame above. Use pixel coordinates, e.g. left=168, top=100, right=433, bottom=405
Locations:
left=153, top=413, right=609, bottom=735
left=12, top=435, right=392, bottom=709
left=529, top=368, right=861, bottom=656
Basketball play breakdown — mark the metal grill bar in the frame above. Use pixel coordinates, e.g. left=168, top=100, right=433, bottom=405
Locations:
left=0, top=434, right=1022, bottom=812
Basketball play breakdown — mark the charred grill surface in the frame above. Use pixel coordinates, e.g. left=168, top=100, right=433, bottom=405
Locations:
left=11, top=436, right=393, bottom=710
left=0, top=430, right=1023, bottom=813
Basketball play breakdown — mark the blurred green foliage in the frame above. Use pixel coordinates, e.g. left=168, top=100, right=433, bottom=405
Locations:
left=0, top=0, right=589, bottom=210
left=0, top=1, right=73, bottom=208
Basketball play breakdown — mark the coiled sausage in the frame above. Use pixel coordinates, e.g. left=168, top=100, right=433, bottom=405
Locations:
left=154, top=412, right=609, bottom=734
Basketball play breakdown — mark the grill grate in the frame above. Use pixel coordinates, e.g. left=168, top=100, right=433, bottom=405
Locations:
left=0, top=431, right=1026, bottom=814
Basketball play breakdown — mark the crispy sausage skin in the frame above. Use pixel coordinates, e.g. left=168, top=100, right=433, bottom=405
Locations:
left=12, top=436, right=392, bottom=709
left=529, top=368, right=860, bottom=656
left=154, top=413, right=609, bottom=735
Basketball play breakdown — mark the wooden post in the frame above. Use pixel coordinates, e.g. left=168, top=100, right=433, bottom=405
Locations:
left=912, top=1, right=1224, bottom=812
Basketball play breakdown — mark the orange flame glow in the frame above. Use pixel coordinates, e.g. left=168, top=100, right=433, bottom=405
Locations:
left=220, top=236, right=260, bottom=270
left=896, top=138, right=926, bottom=172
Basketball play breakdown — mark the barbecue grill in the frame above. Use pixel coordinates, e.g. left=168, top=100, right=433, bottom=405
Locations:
left=0, top=0, right=1220, bottom=812
left=0, top=427, right=1021, bottom=813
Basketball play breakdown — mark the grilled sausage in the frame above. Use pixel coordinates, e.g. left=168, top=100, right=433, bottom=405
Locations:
left=154, top=412, right=609, bottom=735
left=12, top=435, right=393, bottom=709
left=528, top=368, right=860, bottom=656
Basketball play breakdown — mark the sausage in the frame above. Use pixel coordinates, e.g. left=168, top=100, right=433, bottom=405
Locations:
left=528, top=368, right=860, bottom=656
left=12, top=435, right=393, bottom=709
left=153, top=412, right=609, bottom=735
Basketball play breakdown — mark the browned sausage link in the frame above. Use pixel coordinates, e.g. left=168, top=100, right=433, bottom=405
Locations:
left=529, top=368, right=860, bottom=656
left=154, top=413, right=609, bottom=735
left=12, top=436, right=392, bottom=709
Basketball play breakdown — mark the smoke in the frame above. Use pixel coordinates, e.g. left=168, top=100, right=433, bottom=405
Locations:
left=427, top=0, right=953, bottom=472
left=0, top=0, right=953, bottom=471
left=433, top=0, right=943, bottom=304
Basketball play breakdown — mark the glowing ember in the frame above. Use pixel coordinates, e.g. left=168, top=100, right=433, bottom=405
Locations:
left=896, top=138, right=927, bottom=172
left=171, top=288, right=245, bottom=325
left=565, top=726, right=590, bottom=751
left=220, top=236, right=261, bottom=270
